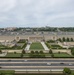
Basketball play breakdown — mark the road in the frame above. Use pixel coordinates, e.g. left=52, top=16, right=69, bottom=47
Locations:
left=0, top=59, right=74, bottom=71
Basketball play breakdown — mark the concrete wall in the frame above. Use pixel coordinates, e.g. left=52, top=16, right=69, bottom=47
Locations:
left=2, top=50, right=22, bottom=53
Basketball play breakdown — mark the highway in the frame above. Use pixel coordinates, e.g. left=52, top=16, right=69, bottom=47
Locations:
left=0, top=59, right=74, bottom=71
left=0, top=59, right=74, bottom=62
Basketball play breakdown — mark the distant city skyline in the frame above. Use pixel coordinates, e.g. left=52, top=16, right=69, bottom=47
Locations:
left=0, top=0, right=74, bottom=28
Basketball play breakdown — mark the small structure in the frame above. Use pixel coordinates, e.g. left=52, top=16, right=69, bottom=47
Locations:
left=28, top=36, right=44, bottom=42
left=15, top=36, right=20, bottom=42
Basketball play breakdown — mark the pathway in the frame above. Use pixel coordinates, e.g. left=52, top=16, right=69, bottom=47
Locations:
left=41, top=42, right=49, bottom=51
left=0, top=52, right=7, bottom=57
left=25, top=43, right=31, bottom=51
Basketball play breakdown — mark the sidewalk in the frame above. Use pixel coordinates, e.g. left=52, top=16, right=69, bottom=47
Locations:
left=41, top=42, right=49, bottom=51
left=25, top=44, right=30, bottom=51
left=0, top=52, right=7, bottom=57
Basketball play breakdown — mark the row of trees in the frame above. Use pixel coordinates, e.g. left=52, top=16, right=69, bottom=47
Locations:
left=58, top=37, right=73, bottom=42
left=59, top=27, right=74, bottom=32
left=30, top=51, right=45, bottom=57
left=29, top=49, right=54, bottom=58
left=30, top=50, right=44, bottom=54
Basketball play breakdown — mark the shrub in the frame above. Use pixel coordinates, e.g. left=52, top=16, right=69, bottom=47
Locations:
left=31, top=51, right=34, bottom=54
left=14, top=52, right=16, bottom=54
left=62, top=37, right=66, bottom=41
left=47, top=40, right=55, bottom=43
left=39, top=51, right=44, bottom=54
left=63, top=68, right=71, bottom=74
left=49, top=49, right=53, bottom=54
left=0, top=50, right=2, bottom=54
left=71, top=38, right=73, bottom=42
left=58, top=38, right=62, bottom=42
left=67, top=37, right=70, bottom=42
left=22, top=50, right=25, bottom=54
left=35, top=51, right=39, bottom=54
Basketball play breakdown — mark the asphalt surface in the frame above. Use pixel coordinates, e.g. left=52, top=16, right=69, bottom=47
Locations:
left=0, top=59, right=74, bottom=62
left=0, top=63, right=74, bottom=66
left=0, top=59, right=74, bottom=70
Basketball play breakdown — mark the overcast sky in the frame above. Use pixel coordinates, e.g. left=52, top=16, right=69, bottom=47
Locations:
left=0, top=0, right=74, bottom=28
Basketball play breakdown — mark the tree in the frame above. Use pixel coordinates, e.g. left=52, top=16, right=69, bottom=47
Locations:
left=49, top=49, right=53, bottom=54
left=14, top=52, right=16, bottom=54
left=58, top=38, right=62, bottom=42
left=58, top=51, right=60, bottom=54
left=62, top=37, right=66, bottom=42
left=31, top=51, right=34, bottom=54
left=63, top=68, right=71, bottom=74
left=35, top=51, right=39, bottom=54
left=39, top=51, right=44, bottom=54
left=71, top=38, right=73, bottom=42
left=67, top=37, right=69, bottom=42
left=0, top=50, right=2, bottom=54
left=22, top=49, right=25, bottom=54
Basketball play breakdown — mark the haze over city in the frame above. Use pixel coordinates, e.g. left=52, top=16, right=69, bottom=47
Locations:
left=0, top=0, right=74, bottom=28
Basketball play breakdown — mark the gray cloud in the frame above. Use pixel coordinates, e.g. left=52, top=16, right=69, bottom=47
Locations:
left=0, top=0, right=74, bottom=27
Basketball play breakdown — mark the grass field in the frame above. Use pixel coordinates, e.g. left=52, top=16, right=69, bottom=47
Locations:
left=5, top=53, right=21, bottom=57
left=23, top=54, right=29, bottom=57
left=15, top=74, right=64, bottom=75
left=17, top=43, right=25, bottom=47
left=54, top=53, right=73, bottom=57
left=0, top=45, right=6, bottom=48
left=51, top=45, right=62, bottom=49
left=48, top=43, right=63, bottom=49
left=30, top=42, right=44, bottom=50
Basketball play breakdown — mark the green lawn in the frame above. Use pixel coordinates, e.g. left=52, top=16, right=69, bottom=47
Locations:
left=49, top=44, right=63, bottom=49
left=23, top=54, right=29, bottom=57
left=0, top=44, right=6, bottom=49
left=54, top=53, right=73, bottom=57
left=0, top=41, right=27, bottom=50
left=0, top=70, right=14, bottom=73
left=30, top=42, right=44, bottom=50
left=45, top=54, right=52, bottom=57
left=51, top=45, right=62, bottom=48
left=0, top=45, right=22, bottom=50
left=15, top=73, right=65, bottom=75
left=5, top=53, right=21, bottom=57
left=17, top=43, right=25, bottom=47
left=46, top=43, right=65, bottom=49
